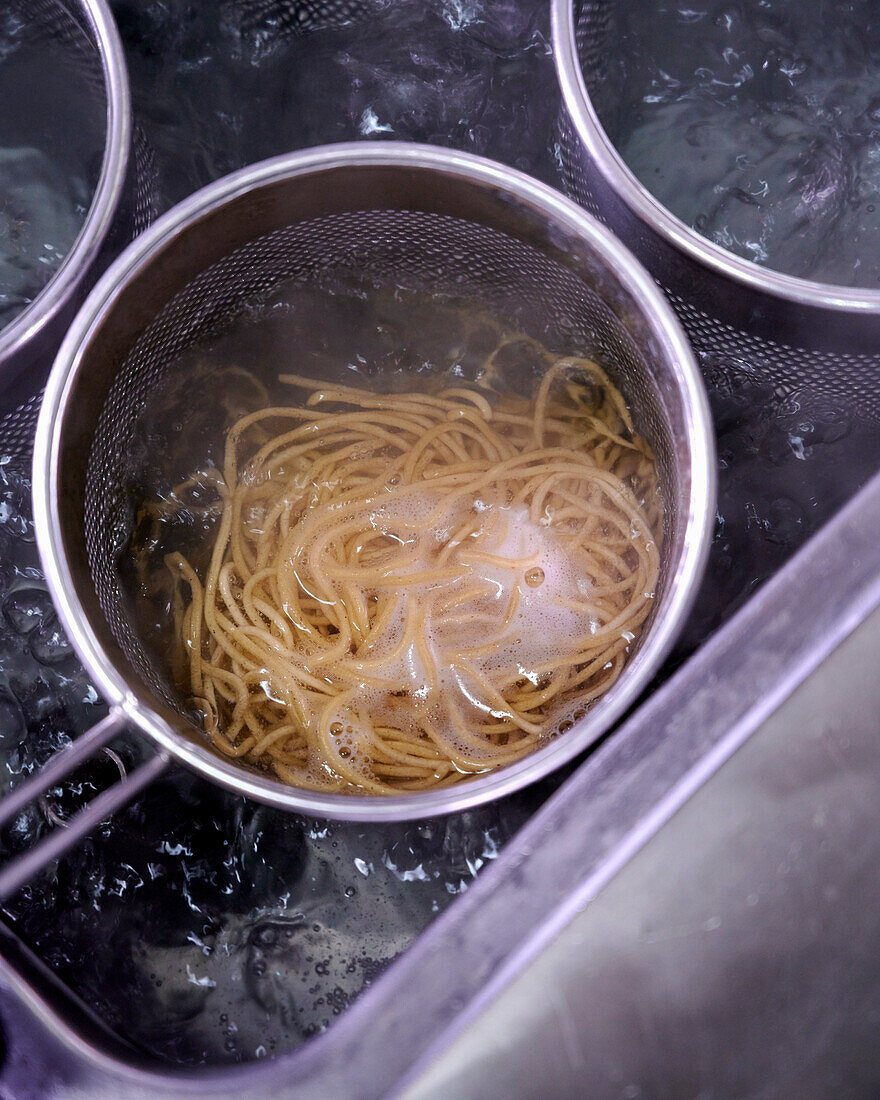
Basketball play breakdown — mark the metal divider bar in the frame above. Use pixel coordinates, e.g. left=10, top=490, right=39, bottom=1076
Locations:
left=0, top=708, right=172, bottom=901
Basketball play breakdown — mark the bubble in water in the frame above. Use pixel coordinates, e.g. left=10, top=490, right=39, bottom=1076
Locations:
left=524, top=565, right=545, bottom=588
left=29, top=616, right=72, bottom=666
left=3, top=587, right=55, bottom=635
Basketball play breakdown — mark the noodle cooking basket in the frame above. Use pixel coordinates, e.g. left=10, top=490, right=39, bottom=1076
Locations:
left=0, top=144, right=714, bottom=897
left=0, top=0, right=131, bottom=395
left=553, top=0, right=880, bottom=418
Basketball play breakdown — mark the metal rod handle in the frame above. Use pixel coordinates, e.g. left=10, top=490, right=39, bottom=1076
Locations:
left=0, top=710, right=124, bottom=831
left=0, top=708, right=171, bottom=902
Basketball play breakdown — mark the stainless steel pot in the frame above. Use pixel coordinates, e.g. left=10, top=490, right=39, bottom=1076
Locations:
left=0, top=0, right=130, bottom=392
left=0, top=144, right=714, bottom=899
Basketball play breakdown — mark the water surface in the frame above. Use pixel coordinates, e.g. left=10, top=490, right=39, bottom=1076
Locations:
left=596, top=0, right=880, bottom=285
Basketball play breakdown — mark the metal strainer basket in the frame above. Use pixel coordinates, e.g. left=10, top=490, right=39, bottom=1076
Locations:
left=0, top=145, right=713, bottom=897
left=0, top=0, right=130, bottom=397
left=553, top=0, right=880, bottom=418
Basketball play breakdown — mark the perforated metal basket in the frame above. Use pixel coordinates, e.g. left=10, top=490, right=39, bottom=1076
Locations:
left=0, top=0, right=131, bottom=396
left=0, top=144, right=714, bottom=898
left=553, top=0, right=880, bottom=419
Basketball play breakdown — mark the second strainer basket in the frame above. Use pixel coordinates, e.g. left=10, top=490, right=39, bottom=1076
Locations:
left=0, top=0, right=131, bottom=394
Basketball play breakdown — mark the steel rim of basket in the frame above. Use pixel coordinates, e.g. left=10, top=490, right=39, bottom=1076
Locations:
left=551, top=0, right=880, bottom=316
left=0, top=0, right=131, bottom=377
left=29, top=143, right=715, bottom=830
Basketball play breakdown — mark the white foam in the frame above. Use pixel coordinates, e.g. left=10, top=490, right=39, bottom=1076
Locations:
left=288, top=495, right=599, bottom=761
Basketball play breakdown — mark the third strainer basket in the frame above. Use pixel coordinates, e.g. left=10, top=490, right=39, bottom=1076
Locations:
left=553, top=0, right=880, bottom=420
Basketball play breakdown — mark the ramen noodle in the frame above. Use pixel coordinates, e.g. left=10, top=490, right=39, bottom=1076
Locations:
left=157, top=347, right=661, bottom=795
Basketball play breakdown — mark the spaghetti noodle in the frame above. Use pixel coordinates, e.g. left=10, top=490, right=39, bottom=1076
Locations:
left=163, top=351, right=661, bottom=795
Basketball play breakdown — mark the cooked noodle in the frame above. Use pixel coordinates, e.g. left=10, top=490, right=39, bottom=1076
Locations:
left=163, top=349, right=661, bottom=795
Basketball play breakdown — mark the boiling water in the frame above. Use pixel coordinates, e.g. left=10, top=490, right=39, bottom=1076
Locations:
left=597, top=0, right=880, bottom=285
left=0, top=9, right=104, bottom=329
left=115, top=0, right=558, bottom=213
left=0, top=0, right=575, bottom=1060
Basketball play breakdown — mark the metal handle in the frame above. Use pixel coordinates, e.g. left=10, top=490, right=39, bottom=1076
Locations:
left=0, top=708, right=170, bottom=902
